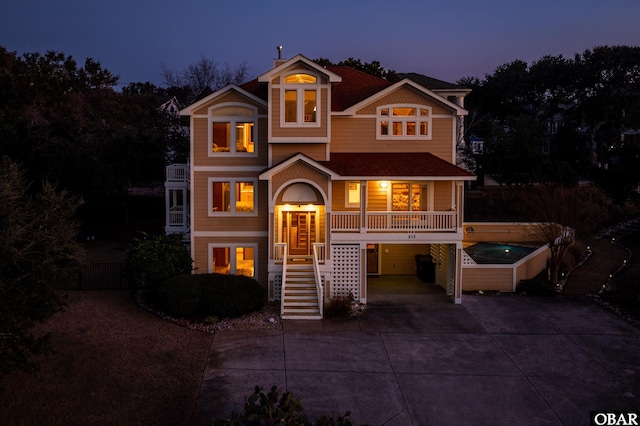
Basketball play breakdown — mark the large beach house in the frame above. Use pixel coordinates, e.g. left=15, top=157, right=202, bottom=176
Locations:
left=165, top=53, right=550, bottom=319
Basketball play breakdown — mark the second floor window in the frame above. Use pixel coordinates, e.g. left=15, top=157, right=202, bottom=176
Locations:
left=209, top=179, right=256, bottom=215
left=377, top=105, right=431, bottom=140
left=282, top=73, right=319, bottom=126
left=209, top=105, right=257, bottom=155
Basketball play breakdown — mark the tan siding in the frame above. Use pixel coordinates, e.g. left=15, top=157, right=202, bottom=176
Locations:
left=331, top=181, right=348, bottom=211
left=330, top=116, right=454, bottom=162
left=271, top=88, right=329, bottom=140
left=192, top=172, right=268, bottom=233
left=193, top=91, right=267, bottom=116
left=379, top=244, right=430, bottom=275
left=515, top=248, right=550, bottom=282
left=192, top=117, right=209, bottom=166
left=356, top=86, right=453, bottom=115
left=367, top=183, right=388, bottom=211
left=462, top=268, right=513, bottom=292
left=271, top=143, right=327, bottom=163
left=271, top=161, right=329, bottom=201
left=192, top=236, right=269, bottom=286
left=433, top=181, right=453, bottom=211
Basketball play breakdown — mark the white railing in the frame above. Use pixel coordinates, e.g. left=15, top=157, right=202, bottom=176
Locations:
left=280, top=244, right=288, bottom=318
left=331, top=212, right=360, bottom=231
left=312, top=244, right=324, bottom=318
left=274, top=243, right=286, bottom=263
left=312, top=243, right=326, bottom=263
left=166, top=164, right=189, bottom=182
left=331, top=211, right=458, bottom=232
left=168, top=211, right=186, bottom=227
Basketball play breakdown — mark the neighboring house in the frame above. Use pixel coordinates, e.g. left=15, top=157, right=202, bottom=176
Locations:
left=166, top=53, right=549, bottom=318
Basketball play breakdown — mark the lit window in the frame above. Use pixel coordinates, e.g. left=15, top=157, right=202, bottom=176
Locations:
left=377, top=105, right=431, bottom=140
left=346, top=182, right=360, bottom=207
left=209, top=179, right=256, bottom=215
left=210, top=105, right=256, bottom=155
left=282, top=73, right=319, bottom=126
left=392, top=183, right=424, bottom=211
left=210, top=245, right=256, bottom=277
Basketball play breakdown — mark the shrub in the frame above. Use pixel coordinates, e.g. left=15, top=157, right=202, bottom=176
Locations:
left=212, top=385, right=356, bottom=426
left=156, top=273, right=265, bottom=319
left=517, top=272, right=557, bottom=296
left=323, top=294, right=352, bottom=318
left=125, top=233, right=192, bottom=289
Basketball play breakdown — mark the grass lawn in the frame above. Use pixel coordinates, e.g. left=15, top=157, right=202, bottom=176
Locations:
left=0, top=291, right=214, bottom=425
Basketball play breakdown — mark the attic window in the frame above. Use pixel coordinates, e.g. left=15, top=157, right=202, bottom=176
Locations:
left=377, top=105, right=431, bottom=140
left=284, top=74, right=316, bottom=84
left=281, top=73, right=320, bottom=126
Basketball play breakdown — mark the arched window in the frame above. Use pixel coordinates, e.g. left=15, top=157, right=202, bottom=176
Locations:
left=209, top=104, right=257, bottom=155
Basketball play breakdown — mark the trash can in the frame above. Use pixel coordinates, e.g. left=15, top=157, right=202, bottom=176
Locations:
left=415, top=254, right=435, bottom=283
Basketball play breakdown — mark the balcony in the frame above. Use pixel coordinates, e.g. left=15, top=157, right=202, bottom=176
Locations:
left=166, top=163, right=189, bottom=182
left=331, top=211, right=457, bottom=232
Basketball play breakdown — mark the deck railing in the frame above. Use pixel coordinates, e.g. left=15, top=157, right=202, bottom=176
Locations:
left=331, top=211, right=457, bottom=232
left=166, top=164, right=189, bottom=182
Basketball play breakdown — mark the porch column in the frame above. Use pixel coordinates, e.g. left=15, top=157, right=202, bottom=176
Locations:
left=360, top=181, right=367, bottom=234
left=454, top=242, right=463, bottom=304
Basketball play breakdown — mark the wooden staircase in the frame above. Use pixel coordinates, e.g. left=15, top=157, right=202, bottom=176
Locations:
left=281, top=256, right=322, bottom=320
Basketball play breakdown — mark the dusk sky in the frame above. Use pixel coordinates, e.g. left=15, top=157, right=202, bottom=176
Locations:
left=2, top=0, right=639, bottom=88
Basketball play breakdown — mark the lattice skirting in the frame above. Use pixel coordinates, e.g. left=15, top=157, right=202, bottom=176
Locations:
left=330, top=244, right=360, bottom=300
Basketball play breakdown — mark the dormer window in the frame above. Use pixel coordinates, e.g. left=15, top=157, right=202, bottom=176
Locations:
left=377, top=105, right=431, bottom=140
left=282, top=73, right=319, bottom=127
left=209, top=104, right=257, bottom=156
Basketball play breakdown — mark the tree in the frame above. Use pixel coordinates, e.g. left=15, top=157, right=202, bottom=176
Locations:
left=0, top=46, right=180, bottom=230
left=0, top=158, right=83, bottom=373
left=521, top=184, right=612, bottom=287
left=314, top=57, right=399, bottom=81
left=160, top=56, right=250, bottom=104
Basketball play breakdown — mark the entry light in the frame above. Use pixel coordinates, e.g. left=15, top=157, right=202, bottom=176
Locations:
left=379, top=181, right=388, bottom=188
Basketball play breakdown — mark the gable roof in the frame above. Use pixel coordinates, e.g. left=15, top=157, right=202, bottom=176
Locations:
left=397, top=73, right=470, bottom=92
left=179, top=84, right=267, bottom=115
left=318, top=152, right=475, bottom=180
left=257, top=54, right=343, bottom=84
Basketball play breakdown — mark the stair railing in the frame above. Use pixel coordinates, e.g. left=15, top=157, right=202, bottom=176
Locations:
left=312, top=244, right=324, bottom=318
left=280, top=244, right=288, bottom=318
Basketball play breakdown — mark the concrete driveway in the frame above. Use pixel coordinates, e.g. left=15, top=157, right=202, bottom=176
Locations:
left=194, top=292, right=640, bottom=425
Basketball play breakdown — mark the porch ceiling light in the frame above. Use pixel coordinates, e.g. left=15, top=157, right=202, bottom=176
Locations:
left=379, top=181, right=388, bottom=188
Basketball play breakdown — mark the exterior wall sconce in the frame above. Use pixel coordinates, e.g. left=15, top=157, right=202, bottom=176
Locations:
left=379, top=181, right=388, bottom=188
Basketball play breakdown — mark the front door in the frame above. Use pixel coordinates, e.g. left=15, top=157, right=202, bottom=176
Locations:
left=282, top=211, right=316, bottom=256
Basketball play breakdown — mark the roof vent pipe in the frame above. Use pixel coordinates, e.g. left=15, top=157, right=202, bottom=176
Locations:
left=277, top=45, right=283, bottom=59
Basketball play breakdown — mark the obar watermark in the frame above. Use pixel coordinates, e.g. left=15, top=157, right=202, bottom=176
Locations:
left=591, top=412, right=639, bottom=426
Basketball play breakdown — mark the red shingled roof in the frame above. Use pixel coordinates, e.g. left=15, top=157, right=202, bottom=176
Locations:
left=240, top=65, right=393, bottom=111
left=317, top=152, right=475, bottom=178
left=325, top=66, right=392, bottom=111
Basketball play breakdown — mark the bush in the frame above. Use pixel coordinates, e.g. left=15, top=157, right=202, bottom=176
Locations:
left=126, top=233, right=192, bottom=289
left=156, top=273, right=265, bottom=319
left=323, top=294, right=352, bottom=318
left=212, top=385, right=356, bottom=426
left=517, top=272, right=557, bottom=296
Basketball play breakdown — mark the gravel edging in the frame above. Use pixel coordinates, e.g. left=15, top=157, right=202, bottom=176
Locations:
left=135, top=290, right=283, bottom=332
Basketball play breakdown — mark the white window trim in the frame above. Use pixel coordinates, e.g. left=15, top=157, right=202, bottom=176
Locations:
left=376, top=104, right=432, bottom=140
left=208, top=103, right=258, bottom=157
left=208, top=177, right=258, bottom=217
left=280, top=73, right=321, bottom=128
left=345, top=181, right=361, bottom=208
left=208, top=243, right=258, bottom=276
left=386, top=182, right=434, bottom=211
